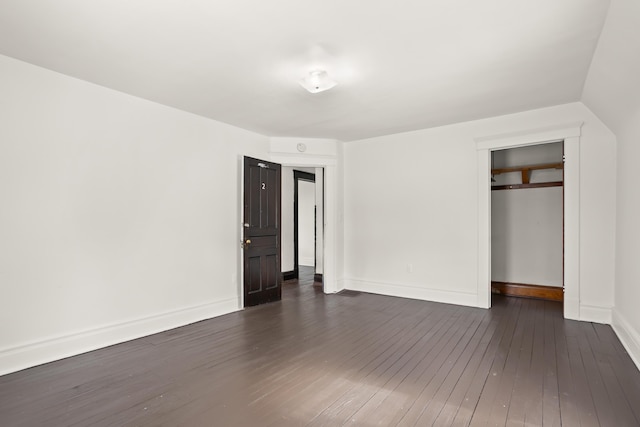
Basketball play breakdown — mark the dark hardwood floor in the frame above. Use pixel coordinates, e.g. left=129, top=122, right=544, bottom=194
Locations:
left=1, top=266, right=639, bottom=426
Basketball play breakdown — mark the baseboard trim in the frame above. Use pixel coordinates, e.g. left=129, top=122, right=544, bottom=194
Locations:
left=580, top=304, right=612, bottom=324
left=612, top=309, right=640, bottom=371
left=563, top=296, right=580, bottom=321
left=491, top=281, right=563, bottom=302
left=314, top=273, right=323, bottom=283
left=344, top=278, right=478, bottom=308
left=282, top=270, right=296, bottom=281
left=0, top=297, right=240, bottom=377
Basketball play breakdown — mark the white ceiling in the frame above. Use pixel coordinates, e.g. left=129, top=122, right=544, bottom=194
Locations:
left=0, top=0, right=610, bottom=141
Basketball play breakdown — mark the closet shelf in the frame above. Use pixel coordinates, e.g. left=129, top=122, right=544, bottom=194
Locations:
left=492, top=181, right=563, bottom=191
left=491, top=162, right=563, bottom=191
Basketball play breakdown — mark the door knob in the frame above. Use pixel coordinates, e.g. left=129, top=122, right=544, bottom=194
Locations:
left=245, top=239, right=251, bottom=244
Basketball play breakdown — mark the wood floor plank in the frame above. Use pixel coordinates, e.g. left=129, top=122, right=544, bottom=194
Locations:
left=384, top=308, right=483, bottom=426
left=467, top=297, right=523, bottom=426
left=299, top=307, right=454, bottom=425
left=305, top=305, right=468, bottom=426
left=450, top=296, right=524, bottom=427
left=394, top=311, right=488, bottom=426
left=564, top=325, right=601, bottom=427
left=572, top=321, right=618, bottom=426
left=599, top=327, right=640, bottom=425
left=522, top=299, right=547, bottom=425
left=410, top=311, right=497, bottom=425
left=554, top=308, right=584, bottom=427
left=504, top=298, right=536, bottom=426
left=486, top=297, right=534, bottom=426
left=337, top=305, right=468, bottom=427
left=540, top=300, right=561, bottom=427
left=1, top=267, right=639, bottom=427
left=255, top=306, right=444, bottom=425
left=583, top=322, right=639, bottom=426
left=430, top=305, right=507, bottom=426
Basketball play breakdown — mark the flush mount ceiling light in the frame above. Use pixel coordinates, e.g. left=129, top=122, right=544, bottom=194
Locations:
left=299, top=69, right=337, bottom=94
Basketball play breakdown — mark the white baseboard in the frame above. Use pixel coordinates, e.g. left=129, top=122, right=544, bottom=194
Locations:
left=344, top=278, right=478, bottom=308
left=580, top=304, right=612, bottom=324
left=299, top=258, right=315, bottom=266
left=563, top=296, right=580, bottom=321
left=0, top=297, right=240, bottom=377
left=612, top=309, right=640, bottom=371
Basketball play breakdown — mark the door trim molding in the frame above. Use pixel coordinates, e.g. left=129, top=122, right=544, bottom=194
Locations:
left=270, top=151, right=340, bottom=294
left=475, top=122, right=582, bottom=319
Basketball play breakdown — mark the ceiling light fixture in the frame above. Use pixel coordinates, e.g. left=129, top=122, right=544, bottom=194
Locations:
left=299, top=69, right=337, bottom=94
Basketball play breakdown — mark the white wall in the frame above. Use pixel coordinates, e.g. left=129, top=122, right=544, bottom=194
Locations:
left=298, top=180, right=315, bottom=266
left=0, top=55, right=270, bottom=375
left=344, top=102, right=615, bottom=315
left=491, top=143, right=563, bottom=287
left=582, top=0, right=640, bottom=367
left=492, top=188, right=563, bottom=286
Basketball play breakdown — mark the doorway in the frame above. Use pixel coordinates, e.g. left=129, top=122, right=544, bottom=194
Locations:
left=241, top=159, right=328, bottom=306
left=293, top=170, right=315, bottom=280
left=242, top=150, right=338, bottom=302
left=280, top=166, right=325, bottom=289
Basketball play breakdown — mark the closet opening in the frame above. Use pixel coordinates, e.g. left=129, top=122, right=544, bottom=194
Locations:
left=490, top=141, right=564, bottom=302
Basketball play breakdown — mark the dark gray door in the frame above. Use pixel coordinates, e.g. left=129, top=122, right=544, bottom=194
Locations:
left=243, top=156, right=281, bottom=307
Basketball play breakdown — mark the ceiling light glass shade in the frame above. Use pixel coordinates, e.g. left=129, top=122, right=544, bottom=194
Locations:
left=299, top=70, right=337, bottom=93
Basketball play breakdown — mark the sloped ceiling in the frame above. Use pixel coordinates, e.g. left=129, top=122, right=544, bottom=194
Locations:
left=0, top=0, right=610, bottom=141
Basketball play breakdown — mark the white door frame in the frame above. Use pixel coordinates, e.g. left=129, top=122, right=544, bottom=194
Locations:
left=269, top=154, right=339, bottom=294
left=475, top=122, right=582, bottom=319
